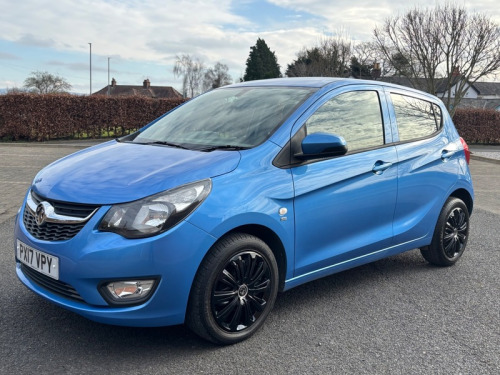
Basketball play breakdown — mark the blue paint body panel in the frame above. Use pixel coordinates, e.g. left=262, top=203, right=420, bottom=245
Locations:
left=14, top=78, right=474, bottom=327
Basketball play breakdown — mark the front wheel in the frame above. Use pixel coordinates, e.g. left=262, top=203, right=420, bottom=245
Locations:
left=420, top=197, right=470, bottom=267
left=186, top=233, right=279, bottom=344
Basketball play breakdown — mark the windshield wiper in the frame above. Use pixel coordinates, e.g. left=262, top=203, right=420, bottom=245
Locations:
left=198, top=145, right=249, bottom=152
left=141, top=141, right=190, bottom=150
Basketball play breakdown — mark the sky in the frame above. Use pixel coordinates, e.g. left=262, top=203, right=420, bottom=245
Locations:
left=1, top=0, right=499, bottom=94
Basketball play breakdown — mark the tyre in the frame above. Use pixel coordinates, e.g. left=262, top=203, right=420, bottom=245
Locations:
left=186, top=233, right=279, bottom=345
left=420, top=197, right=470, bottom=266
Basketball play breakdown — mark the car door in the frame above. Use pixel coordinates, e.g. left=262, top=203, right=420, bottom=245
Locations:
left=291, top=85, right=398, bottom=277
left=386, top=89, right=461, bottom=244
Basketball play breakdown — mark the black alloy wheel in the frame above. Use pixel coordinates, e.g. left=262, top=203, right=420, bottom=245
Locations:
left=187, top=233, right=279, bottom=345
left=420, top=197, right=470, bottom=266
left=211, top=251, right=272, bottom=332
left=442, top=207, right=468, bottom=259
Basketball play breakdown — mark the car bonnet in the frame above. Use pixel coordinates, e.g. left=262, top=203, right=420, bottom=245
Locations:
left=31, top=141, right=241, bottom=204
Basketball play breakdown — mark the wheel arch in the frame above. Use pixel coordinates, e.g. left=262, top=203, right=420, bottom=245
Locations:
left=191, top=224, right=288, bottom=294
left=224, top=225, right=287, bottom=292
left=450, top=188, right=473, bottom=215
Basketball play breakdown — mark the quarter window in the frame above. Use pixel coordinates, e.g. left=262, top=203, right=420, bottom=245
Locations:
left=391, top=94, right=442, bottom=142
left=305, top=90, right=384, bottom=152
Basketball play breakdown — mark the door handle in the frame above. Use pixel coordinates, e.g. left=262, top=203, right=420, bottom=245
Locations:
left=441, top=150, right=455, bottom=161
left=372, top=161, right=393, bottom=175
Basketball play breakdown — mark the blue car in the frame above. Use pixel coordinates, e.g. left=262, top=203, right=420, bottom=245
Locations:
left=14, top=78, right=473, bottom=344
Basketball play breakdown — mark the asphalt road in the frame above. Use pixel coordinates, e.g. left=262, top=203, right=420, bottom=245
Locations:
left=0, top=144, right=499, bottom=374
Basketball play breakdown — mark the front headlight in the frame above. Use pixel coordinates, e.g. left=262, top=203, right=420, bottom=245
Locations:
left=98, top=179, right=212, bottom=238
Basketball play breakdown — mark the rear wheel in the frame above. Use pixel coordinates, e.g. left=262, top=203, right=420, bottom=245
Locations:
left=186, top=233, right=279, bottom=344
left=420, top=197, right=470, bottom=266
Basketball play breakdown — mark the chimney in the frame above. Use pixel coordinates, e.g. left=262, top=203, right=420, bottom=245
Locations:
left=371, top=62, right=381, bottom=80
left=111, top=78, right=117, bottom=87
left=143, top=79, right=150, bottom=88
left=452, top=66, right=460, bottom=77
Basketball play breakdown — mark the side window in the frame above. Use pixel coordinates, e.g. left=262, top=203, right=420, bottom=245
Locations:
left=391, top=94, right=442, bottom=142
left=305, top=90, right=384, bottom=152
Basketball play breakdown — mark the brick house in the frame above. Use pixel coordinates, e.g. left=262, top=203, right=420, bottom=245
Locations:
left=93, top=79, right=183, bottom=99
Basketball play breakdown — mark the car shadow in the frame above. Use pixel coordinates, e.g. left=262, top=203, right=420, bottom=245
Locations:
left=12, top=249, right=435, bottom=352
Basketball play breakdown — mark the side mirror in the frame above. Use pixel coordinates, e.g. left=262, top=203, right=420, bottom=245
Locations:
left=297, top=133, right=347, bottom=159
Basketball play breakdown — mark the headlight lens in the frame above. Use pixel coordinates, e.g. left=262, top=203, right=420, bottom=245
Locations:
left=98, top=179, right=211, bottom=238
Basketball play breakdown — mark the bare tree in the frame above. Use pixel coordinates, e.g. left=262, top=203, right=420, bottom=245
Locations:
left=352, top=42, right=377, bottom=67
left=319, top=35, right=352, bottom=77
left=23, top=71, right=72, bottom=94
left=5, top=87, right=27, bottom=94
left=173, top=55, right=205, bottom=98
left=352, top=41, right=392, bottom=77
left=203, top=62, right=232, bottom=92
left=286, top=35, right=352, bottom=78
left=374, top=4, right=500, bottom=116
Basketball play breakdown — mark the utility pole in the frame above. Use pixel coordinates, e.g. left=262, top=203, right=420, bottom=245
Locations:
left=89, top=42, right=92, bottom=95
left=107, top=57, right=111, bottom=96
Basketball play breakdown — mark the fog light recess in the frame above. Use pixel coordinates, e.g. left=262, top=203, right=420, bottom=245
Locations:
left=100, top=278, right=158, bottom=306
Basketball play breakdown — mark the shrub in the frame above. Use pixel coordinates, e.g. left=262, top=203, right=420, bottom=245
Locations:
left=1, top=94, right=498, bottom=144
left=453, top=109, right=500, bottom=144
left=0, top=94, right=186, bottom=141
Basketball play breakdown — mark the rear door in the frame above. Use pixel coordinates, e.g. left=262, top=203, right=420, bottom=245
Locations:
left=386, top=89, right=460, bottom=244
left=291, top=85, right=398, bottom=277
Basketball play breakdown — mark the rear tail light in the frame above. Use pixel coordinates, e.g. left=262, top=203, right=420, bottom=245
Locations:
left=460, top=137, right=470, bottom=164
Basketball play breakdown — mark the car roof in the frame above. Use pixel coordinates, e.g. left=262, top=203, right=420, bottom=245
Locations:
left=226, top=77, right=441, bottom=103
left=228, top=77, right=346, bottom=88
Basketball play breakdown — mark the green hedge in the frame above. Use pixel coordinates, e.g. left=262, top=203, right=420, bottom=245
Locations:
left=453, top=108, right=500, bottom=144
left=0, top=94, right=186, bottom=141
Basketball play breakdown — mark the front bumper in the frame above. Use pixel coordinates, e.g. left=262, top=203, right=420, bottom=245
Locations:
left=14, top=203, right=216, bottom=327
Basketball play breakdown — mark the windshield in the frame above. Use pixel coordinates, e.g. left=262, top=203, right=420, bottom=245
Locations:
left=132, top=86, right=316, bottom=150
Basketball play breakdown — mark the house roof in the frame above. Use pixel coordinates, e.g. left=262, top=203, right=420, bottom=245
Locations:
left=93, top=80, right=183, bottom=99
left=473, top=82, right=500, bottom=96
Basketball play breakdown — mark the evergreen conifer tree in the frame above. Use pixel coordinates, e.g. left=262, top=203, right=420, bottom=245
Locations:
left=243, top=38, right=281, bottom=81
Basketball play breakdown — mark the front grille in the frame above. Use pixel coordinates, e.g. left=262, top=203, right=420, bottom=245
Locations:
left=21, top=264, right=85, bottom=303
left=23, top=209, right=87, bottom=241
left=31, top=191, right=98, bottom=218
left=23, top=192, right=100, bottom=241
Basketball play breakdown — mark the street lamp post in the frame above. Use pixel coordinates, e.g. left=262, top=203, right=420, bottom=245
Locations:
left=89, top=42, right=92, bottom=95
left=107, top=57, right=111, bottom=96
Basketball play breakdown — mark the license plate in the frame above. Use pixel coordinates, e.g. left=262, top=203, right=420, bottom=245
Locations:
left=16, top=240, right=59, bottom=280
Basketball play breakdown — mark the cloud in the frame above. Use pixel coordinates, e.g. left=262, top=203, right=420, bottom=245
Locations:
left=47, top=60, right=107, bottom=73
left=2, top=0, right=499, bottom=93
left=0, top=1, right=249, bottom=58
left=0, top=80, right=23, bottom=88
left=16, top=34, right=57, bottom=48
left=0, top=0, right=325, bottom=73
left=268, top=0, right=500, bottom=39
left=0, top=52, right=20, bottom=60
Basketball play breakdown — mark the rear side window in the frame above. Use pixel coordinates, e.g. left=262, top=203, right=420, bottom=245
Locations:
left=391, top=94, right=442, bottom=142
left=306, top=90, right=384, bottom=152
